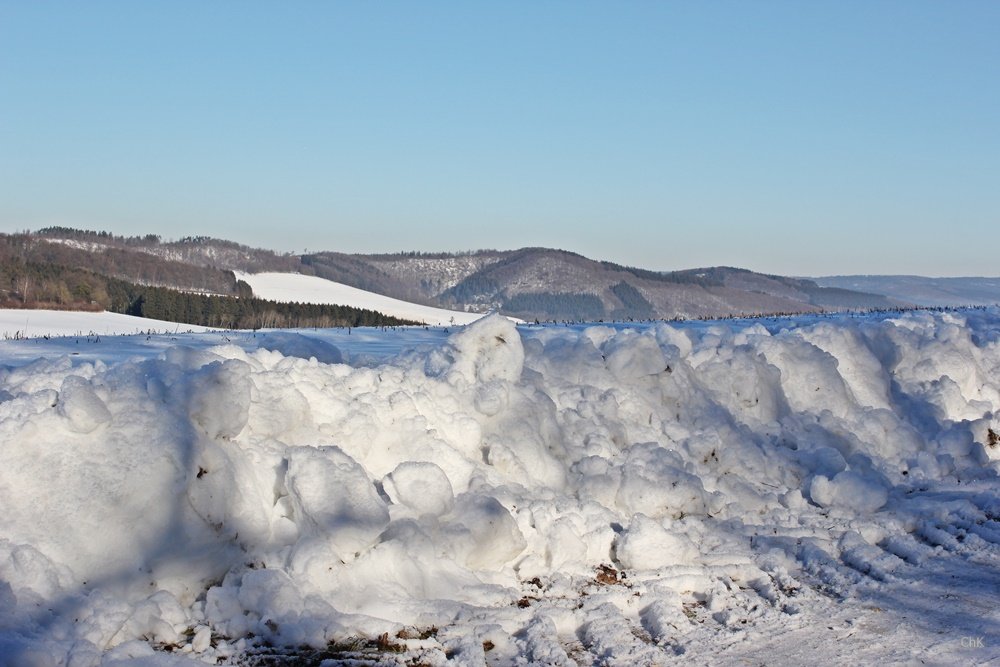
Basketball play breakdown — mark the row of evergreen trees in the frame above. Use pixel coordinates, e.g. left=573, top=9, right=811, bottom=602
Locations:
left=503, top=292, right=606, bottom=321
left=105, top=278, right=413, bottom=329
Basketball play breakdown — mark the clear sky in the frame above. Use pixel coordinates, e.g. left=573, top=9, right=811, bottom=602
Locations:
left=1, top=2, right=997, bottom=276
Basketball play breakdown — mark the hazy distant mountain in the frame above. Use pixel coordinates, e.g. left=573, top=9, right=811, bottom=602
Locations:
left=10, top=228, right=909, bottom=321
left=378, top=250, right=905, bottom=320
left=303, top=248, right=909, bottom=320
left=813, top=275, right=1000, bottom=308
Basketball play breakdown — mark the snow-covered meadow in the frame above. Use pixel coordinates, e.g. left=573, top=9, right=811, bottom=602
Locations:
left=1, top=308, right=999, bottom=665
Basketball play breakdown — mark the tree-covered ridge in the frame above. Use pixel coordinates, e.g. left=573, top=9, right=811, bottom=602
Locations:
left=362, top=248, right=506, bottom=261
left=609, top=281, right=655, bottom=319
left=33, top=227, right=301, bottom=274
left=439, top=274, right=501, bottom=305
left=1, top=235, right=416, bottom=329
left=106, top=279, right=415, bottom=329
left=503, top=292, right=606, bottom=321
left=25, top=235, right=240, bottom=294
left=34, top=226, right=164, bottom=246
left=22, top=227, right=912, bottom=320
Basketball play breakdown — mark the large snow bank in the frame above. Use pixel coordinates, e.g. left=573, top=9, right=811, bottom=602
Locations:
left=1, top=310, right=999, bottom=664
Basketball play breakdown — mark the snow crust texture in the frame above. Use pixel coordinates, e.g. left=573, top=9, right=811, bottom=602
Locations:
left=1, top=311, right=1000, bottom=665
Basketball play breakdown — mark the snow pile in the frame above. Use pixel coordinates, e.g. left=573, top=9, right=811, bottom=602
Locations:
left=1, top=310, right=999, bottom=664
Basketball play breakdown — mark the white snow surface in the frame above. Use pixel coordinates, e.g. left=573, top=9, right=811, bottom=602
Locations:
left=237, top=271, right=489, bottom=326
left=1, top=308, right=999, bottom=665
left=0, top=309, right=216, bottom=339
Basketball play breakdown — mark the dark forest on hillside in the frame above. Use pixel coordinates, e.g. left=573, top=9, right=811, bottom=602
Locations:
left=0, top=235, right=415, bottom=329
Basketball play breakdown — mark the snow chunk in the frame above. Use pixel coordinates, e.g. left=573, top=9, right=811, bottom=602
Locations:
left=426, top=314, right=524, bottom=385
left=187, top=359, right=251, bottom=440
left=382, top=461, right=455, bottom=516
left=286, top=446, right=390, bottom=563
left=443, top=493, right=526, bottom=570
left=56, top=375, right=111, bottom=433
left=809, top=470, right=888, bottom=513
left=603, top=331, right=667, bottom=380
left=615, top=514, right=698, bottom=570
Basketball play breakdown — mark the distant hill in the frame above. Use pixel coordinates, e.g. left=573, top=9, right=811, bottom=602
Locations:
left=364, top=250, right=906, bottom=321
left=0, top=230, right=416, bottom=329
left=813, top=275, right=1000, bottom=308
left=4, top=228, right=912, bottom=322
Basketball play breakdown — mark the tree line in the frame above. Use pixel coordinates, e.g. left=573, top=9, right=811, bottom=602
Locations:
left=504, top=291, right=606, bottom=321
left=1, top=239, right=415, bottom=329
left=105, top=279, right=415, bottom=329
left=4, top=232, right=240, bottom=295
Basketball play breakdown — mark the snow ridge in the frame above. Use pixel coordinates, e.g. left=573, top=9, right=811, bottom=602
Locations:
left=0, top=309, right=999, bottom=665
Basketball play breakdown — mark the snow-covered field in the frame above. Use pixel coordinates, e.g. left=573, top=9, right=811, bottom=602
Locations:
left=0, top=309, right=216, bottom=340
left=237, top=272, right=489, bottom=326
left=1, top=308, right=999, bottom=665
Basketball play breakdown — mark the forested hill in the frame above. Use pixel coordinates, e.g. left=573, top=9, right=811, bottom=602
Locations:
left=0, top=233, right=416, bottom=329
left=4, top=228, right=916, bottom=322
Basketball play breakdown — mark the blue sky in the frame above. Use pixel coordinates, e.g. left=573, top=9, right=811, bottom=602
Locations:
left=1, top=2, right=997, bottom=276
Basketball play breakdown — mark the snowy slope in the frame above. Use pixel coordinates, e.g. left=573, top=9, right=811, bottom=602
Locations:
left=238, top=271, right=489, bottom=326
left=0, top=309, right=999, bottom=665
left=0, top=309, right=216, bottom=339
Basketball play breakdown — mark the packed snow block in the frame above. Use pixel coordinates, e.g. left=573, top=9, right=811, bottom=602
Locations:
left=615, top=514, right=698, bottom=570
left=231, top=568, right=340, bottom=648
left=602, top=331, right=668, bottom=381
left=56, top=375, right=111, bottom=433
left=615, top=444, right=717, bottom=518
left=753, top=335, right=856, bottom=418
left=285, top=446, right=389, bottom=563
left=653, top=323, right=694, bottom=358
left=205, top=583, right=251, bottom=640
left=245, top=368, right=314, bottom=439
left=796, top=324, right=892, bottom=410
left=833, top=407, right=926, bottom=467
left=879, top=314, right=996, bottom=421
left=442, top=493, right=526, bottom=570
left=526, top=330, right=608, bottom=386
left=335, top=525, right=503, bottom=607
left=184, top=435, right=277, bottom=551
left=186, top=359, right=252, bottom=440
left=809, top=470, right=888, bottom=513
left=425, top=314, right=524, bottom=386
left=515, top=497, right=614, bottom=578
left=482, top=388, right=568, bottom=490
left=382, top=461, right=455, bottom=516
left=235, top=568, right=302, bottom=622
left=693, top=348, right=789, bottom=425
left=798, top=440, right=849, bottom=479
left=113, top=590, right=188, bottom=647
left=0, top=540, right=71, bottom=606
